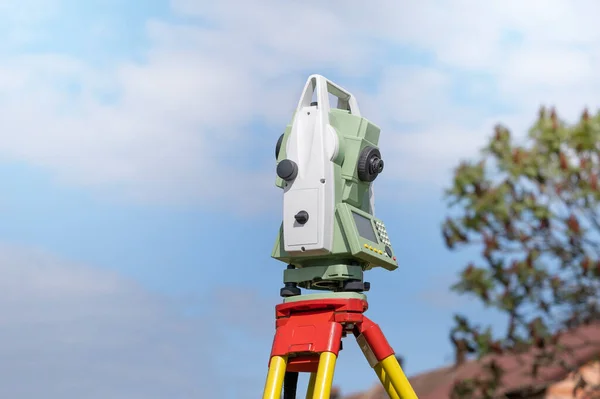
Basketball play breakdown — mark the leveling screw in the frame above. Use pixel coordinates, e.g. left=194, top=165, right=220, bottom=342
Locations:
left=280, top=264, right=301, bottom=297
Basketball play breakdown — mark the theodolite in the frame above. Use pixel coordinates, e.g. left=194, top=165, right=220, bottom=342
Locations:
left=272, top=74, right=397, bottom=298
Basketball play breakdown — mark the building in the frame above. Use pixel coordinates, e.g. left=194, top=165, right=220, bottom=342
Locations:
left=342, top=322, right=600, bottom=399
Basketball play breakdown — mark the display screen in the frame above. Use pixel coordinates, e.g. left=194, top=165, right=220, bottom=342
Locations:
left=352, top=211, right=378, bottom=243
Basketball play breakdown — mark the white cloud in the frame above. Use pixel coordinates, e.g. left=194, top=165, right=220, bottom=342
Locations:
left=369, top=0, right=600, bottom=193
left=372, top=66, right=452, bottom=126
left=0, top=243, right=275, bottom=398
left=1, top=0, right=600, bottom=210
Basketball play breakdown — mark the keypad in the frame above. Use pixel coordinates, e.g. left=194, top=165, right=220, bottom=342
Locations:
left=374, top=221, right=391, bottom=247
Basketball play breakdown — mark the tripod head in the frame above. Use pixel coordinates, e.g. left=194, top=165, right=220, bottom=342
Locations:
left=272, top=75, right=398, bottom=297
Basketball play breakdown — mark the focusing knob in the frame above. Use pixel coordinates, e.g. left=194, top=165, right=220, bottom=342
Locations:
left=370, top=158, right=384, bottom=174
left=294, top=210, right=309, bottom=224
left=277, top=159, right=298, bottom=181
left=357, top=146, right=384, bottom=182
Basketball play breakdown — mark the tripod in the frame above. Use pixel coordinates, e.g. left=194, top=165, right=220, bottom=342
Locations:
left=261, top=295, right=418, bottom=399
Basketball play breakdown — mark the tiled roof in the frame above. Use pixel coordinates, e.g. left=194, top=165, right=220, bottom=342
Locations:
left=342, top=322, right=600, bottom=399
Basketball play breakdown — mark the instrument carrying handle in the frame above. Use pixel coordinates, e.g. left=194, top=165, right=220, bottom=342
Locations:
left=297, top=74, right=361, bottom=117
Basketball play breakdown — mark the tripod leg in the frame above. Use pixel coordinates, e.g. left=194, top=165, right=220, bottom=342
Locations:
left=311, top=352, right=337, bottom=399
left=380, top=355, right=417, bottom=399
left=284, top=371, right=299, bottom=399
left=262, top=355, right=288, bottom=399
left=374, top=363, right=401, bottom=399
left=355, top=317, right=418, bottom=399
left=305, top=373, right=316, bottom=399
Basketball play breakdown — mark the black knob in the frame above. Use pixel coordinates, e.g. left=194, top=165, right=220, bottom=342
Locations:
left=357, top=146, right=384, bottom=182
left=294, top=210, right=309, bottom=224
left=342, top=280, right=366, bottom=292
left=280, top=284, right=301, bottom=297
left=369, top=157, right=384, bottom=174
left=385, top=245, right=393, bottom=257
left=277, top=159, right=298, bottom=181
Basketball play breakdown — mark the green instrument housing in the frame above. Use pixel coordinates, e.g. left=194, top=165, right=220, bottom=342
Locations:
left=272, top=107, right=398, bottom=292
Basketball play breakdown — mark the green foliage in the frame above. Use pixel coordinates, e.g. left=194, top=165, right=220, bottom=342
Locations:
left=443, top=107, right=600, bottom=398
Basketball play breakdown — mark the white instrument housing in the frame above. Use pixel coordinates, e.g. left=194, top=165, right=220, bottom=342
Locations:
left=282, top=75, right=361, bottom=254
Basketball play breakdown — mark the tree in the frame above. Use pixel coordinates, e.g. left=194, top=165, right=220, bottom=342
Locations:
left=442, top=107, right=600, bottom=398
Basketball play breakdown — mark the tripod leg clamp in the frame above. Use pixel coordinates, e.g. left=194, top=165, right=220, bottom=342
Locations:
left=353, top=316, right=395, bottom=367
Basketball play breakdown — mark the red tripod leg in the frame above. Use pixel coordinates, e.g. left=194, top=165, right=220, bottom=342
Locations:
left=354, top=317, right=418, bottom=399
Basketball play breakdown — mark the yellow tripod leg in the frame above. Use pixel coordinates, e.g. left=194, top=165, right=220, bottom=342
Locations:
left=379, top=355, right=418, bottom=399
left=305, top=372, right=316, bottom=399
left=374, top=363, right=401, bottom=399
left=311, top=352, right=337, bottom=399
left=262, top=355, right=288, bottom=399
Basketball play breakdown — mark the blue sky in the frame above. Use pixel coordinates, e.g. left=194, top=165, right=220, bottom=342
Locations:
left=2, top=1, right=600, bottom=398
